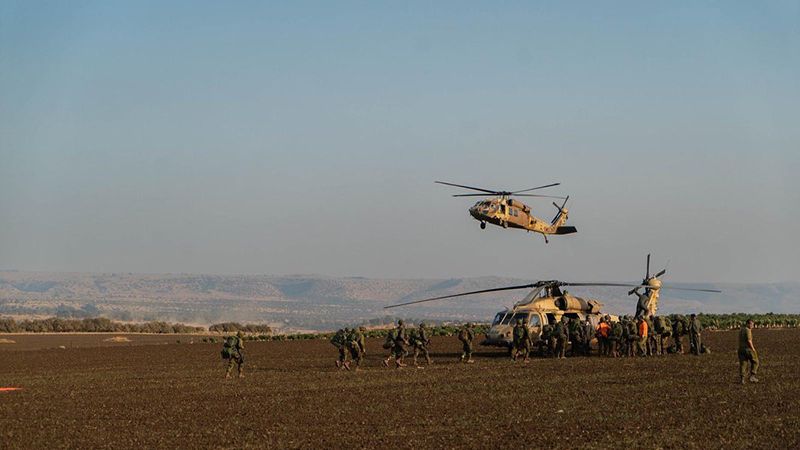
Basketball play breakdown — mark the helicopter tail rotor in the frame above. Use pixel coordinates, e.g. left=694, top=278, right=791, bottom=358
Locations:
left=551, top=196, right=570, bottom=225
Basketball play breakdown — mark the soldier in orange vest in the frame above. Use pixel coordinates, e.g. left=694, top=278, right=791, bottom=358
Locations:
left=596, top=317, right=612, bottom=356
left=637, top=317, right=649, bottom=357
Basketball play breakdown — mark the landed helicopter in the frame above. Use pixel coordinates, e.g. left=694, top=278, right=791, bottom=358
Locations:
left=384, top=267, right=720, bottom=350
left=435, top=181, right=577, bottom=243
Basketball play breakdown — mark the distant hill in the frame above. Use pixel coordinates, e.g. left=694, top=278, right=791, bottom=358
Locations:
left=1, top=271, right=797, bottom=331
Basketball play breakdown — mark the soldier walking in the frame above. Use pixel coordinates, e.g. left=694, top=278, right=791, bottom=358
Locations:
left=458, top=323, right=475, bottom=363
left=222, top=331, right=245, bottom=379
left=332, top=328, right=350, bottom=370
left=738, top=319, right=759, bottom=384
left=411, top=323, right=432, bottom=366
left=346, top=327, right=366, bottom=371
left=391, top=320, right=409, bottom=368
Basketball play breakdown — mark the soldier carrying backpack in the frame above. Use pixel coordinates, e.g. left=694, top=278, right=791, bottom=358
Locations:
left=221, top=331, right=245, bottom=379
left=331, top=328, right=349, bottom=370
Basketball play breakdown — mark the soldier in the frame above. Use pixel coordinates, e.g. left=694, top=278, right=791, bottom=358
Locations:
left=346, top=327, right=366, bottom=371
left=689, top=313, right=703, bottom=356
left=458, top=323, right=475, bottom=363
left=656, top=315, right=672, bottom=356
left=596, top=316, right=611, bottom=357
left=568, top=317, right=583, bottom=357
left=625, top=317, right=638, bottom=357
left=738, top=319, right=759, bottom=384
left=609, top=318, right=623, bottom=358
left=554, top=317, right=568, bottom=359
left=672, top=314, right=687, bottom=354
left=222, top=331, right=245, bottom=379
left=582, top=318, right=594, bottom=356
left=511, top=319, right=531, bottom=362
left=645, top=316, right=658, bottom=356
left=411, top=323, right=432, bottom=366
left=382, top=328, right=396, bottom=367
left=331, top=328, right=349, bottom=369
left=539, top=323, right=553, bottom=357
left=392, top=320, right=409, bottom=368
left=636, top=317, right=648, bottom=357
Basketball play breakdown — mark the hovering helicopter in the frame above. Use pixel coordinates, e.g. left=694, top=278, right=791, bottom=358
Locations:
left=435, top=181, right=577, bottom=243
left=384, top=271, right=720, bottom=350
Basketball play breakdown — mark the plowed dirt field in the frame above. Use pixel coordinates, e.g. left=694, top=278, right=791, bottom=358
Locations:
left=1, top=329, right=798, bottom=449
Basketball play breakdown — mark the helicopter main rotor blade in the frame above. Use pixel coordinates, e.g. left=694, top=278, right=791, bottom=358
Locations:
left=654, top=269, right=666, bottom=278
left=511, top=183, right=561, bottom=194
left=513, top=194, right=567, bottom=199
left=450, top=193, right=567, bottom=199
left=384, top=283, right=539, bottom=309
left=563, top=282, right=652, bottom=288
left=435, top=181, right=498, bottom=194
left=646, top=254, right=651, bottom=279
left=656, top=285, right=722, bottom=293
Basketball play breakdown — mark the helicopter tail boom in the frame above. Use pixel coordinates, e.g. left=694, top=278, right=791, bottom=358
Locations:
left=554, top=226, right=577, bottom=235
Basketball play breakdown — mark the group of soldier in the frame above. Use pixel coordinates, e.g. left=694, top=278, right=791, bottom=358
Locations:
left=330, top=320, right=480, bottom=369
left=510, top=313, right=707, bottom=361
left=220, top=315, right=760, bottom=383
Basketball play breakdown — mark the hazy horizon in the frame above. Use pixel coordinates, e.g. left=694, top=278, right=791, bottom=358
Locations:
left=2, top=2, right=799, bottom=284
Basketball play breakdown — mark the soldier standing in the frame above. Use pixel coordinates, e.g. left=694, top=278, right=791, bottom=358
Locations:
left=511, top=319, right=531, bottom=362
left=458, top=323, right=475, bottom=363
left=554, top=317, right=568, bottom=359
left=582, top=318, right=594, bottom=356
left=645, top=316, right=658, bottom=356
left=609, top=319, right=623, bottom=358
left=411, top=323, right=432, bottom=366
left=636, top=317, right=649, bottom=357
left=738, top=319, right=759, bottom=384
left=672, top=315, right=687, bottom=354
left=568, top=317, right=582, bottom=357
left=657, top=315, right=672, bottom=355
left=222, top=331, right=245, bottom=379
left=689, top=313, right=703, bottom=355
left=596, top=317, right=611, bottom=357
left=624, top=317, right=638, bottom=357
left=539, top=323, right=553, bottom=357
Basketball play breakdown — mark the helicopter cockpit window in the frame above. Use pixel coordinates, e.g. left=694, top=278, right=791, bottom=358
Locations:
left=528, top=315, right=541, bottom=327
left=500, top=312, right=530, bottom=325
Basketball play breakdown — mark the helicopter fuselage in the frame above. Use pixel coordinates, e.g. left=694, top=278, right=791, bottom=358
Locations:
left=481, top=294, right=614, bottom=348
left=468, top=197, right=575, bottom=237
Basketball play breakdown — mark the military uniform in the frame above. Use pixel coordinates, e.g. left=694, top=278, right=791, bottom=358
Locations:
left=458, top=324, right=475, bottom=363
left=223, top=332, right=245, bottom=378
left=609, top=320, right=623, bottom=358
left=738, top=323, right=759, bottom=383
left=645, top=316, right=657, bottom=356
left=332, top=328, right=350, bottom=369
left=568, top=318, right=582, bottom=357
left=624, top=319, right=638, bottom=357
left=411, top=324, right=432, bottom=366
left=346, top=328, right=366, bottom=370
left=689, top=314, right=703, bottom=355
left=582, top=320, right=594, bottom=356
left=511, top=320, right=531, bottom=362
left=672, top=315, right=687, bottom=354
left=539, top=324, right=553, bottom=357
left=392, top=321, right=409, bottom=368
left=554, top=318, right=568, bottom=359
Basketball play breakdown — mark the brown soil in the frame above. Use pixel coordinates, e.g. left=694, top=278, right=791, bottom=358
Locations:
left=0, top=329, right=798, bottom=449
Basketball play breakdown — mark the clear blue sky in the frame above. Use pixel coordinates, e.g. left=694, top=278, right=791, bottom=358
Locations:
left=1, top=1, right=798, bottom=283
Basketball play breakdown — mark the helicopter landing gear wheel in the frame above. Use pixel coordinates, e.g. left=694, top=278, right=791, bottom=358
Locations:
left=480, top=222, right=486, bottom=229
left=502, top=221, right=508, bottom=229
